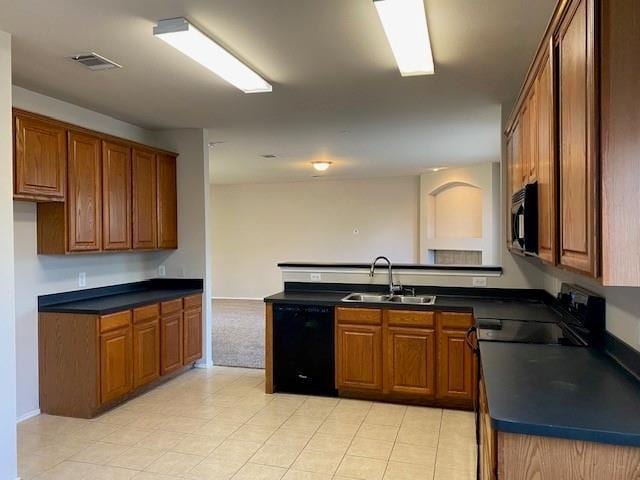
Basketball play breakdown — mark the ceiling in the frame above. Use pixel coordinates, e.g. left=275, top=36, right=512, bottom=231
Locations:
left=0, top=0, right=556, bottom=184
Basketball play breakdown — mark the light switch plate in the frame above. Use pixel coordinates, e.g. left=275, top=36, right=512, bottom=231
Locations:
left=78, top=272, right=86, bottom=288
left=472, top=277, right=487, bottom=287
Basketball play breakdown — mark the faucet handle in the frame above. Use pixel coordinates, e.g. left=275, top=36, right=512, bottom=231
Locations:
left=404, top=286, right=416, bottom=296
left=391, top=283, right=403, bottom=294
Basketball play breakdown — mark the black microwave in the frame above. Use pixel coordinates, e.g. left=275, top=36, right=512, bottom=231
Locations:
left=511, top=183, right=538, bottom=255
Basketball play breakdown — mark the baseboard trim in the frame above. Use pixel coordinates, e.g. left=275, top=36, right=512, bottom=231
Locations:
left=17, top=409, right=40, bottom=423
left=195, top=361, right=214, bottom=369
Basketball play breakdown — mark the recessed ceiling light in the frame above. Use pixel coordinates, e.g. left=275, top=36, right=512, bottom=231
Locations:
left=261, top=154, right=278, bottom=159
left=374, top=0, right=435, bottom=76
left=153, top=17, right=272, bottom=93
left=312, top=161, right=332, bottom=172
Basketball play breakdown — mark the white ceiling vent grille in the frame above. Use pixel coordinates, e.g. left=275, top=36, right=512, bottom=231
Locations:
left=69, top=52, right=122, bottom=71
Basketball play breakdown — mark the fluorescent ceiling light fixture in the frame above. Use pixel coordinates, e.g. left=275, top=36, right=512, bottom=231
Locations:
left=374, top=0, right=435, bottom=76
left=312, top=161, right=332, bottom=172
left=429, top=166, right=447, bottom=172
left=153, top=17, right=272, bottom=93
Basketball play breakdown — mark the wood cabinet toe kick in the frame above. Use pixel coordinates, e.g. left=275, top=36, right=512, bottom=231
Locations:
left=38, top=293, right=203, bottom=418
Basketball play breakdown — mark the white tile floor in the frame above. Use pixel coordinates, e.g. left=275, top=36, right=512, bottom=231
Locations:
left=18, top=367, right=477, bottom=480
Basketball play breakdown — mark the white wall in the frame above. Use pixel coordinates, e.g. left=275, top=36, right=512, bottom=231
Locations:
left=157, top=128, right=212, bottom=367
left=12, top=89, right=199, bottom=419
left=212, top=177, right=421, bottom=298
left=0, top=30, right=18, bottom=480
left=420, top=163, right=501, bottom=265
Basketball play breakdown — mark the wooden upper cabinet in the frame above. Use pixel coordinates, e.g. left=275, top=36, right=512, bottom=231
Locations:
left=100, top=326, right=132, bottom=404
left=14, top=113, right=66, bottom=201
left=384, top=326, right=435, bottom=398
left=557, top=0, right=598, bottom=277
left=520, top=103, right=531, bottom=187
left=132, top=149, right=158, bottom=250
left=526, top=86, right=538, bottom=183
left=67, top=131, right=102, bottom=252
left=336, top=317, right=383, bottom=392
left=102, top=141, right=132, bottom=251
left=157, top=154, right=178, bottom=249
left=510, top=120, right=522, bottom=195
left=536, top=47, right=557, bottom=265
left=601, top=0, right=640, bottom=286
left=436, top=313, right=475, bottom=405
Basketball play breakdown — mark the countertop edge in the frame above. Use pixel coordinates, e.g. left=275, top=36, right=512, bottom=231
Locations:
left=38, top=288, right=204, bottom=315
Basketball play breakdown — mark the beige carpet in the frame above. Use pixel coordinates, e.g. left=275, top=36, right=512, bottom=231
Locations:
left=212, top=299, right=265, bottom=368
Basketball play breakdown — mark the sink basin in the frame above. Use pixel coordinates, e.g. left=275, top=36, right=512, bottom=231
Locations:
left=387, top=295, right=437, bottom=305
left=342, top=293, right=392, bottom=303
left=341, top=293, right=436, bottom=305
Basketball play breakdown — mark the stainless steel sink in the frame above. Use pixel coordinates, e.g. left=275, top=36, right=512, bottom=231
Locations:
left=387, top=295, right=436, bottom=305
left=342, top=293, right=392, bottom=303
left=341, top=293, right=436, bottom=305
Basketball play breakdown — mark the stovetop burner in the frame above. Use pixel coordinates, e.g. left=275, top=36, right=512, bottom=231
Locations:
left=477, top=284, right=604, bottom=347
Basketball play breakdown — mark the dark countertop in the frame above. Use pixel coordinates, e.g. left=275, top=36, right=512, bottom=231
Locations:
left=480, top=342, right=640, bottom=446
left=264, top=288, right=560, bottom=322
left=265, top=283, right=640, bottom=447
left=39, top=279, right=203, bottom=315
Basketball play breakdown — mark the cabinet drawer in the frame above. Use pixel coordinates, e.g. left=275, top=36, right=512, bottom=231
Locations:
left=336, top=307, right=382, bottom=325
left=183, top=294, right=202, bottom=311
left=386, top=310, right=435, bottom=328
left=133, top=303, right=159, bottom=324
left=161, top=299, right=182, bottom=315
left=438, top=312, right=474, bottom=330
left=100, top=310, right=132, bottom=333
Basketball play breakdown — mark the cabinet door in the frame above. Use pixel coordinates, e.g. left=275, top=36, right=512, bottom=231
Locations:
left=510, top=120, right=522, bottom=195
left=336, top=324, right=382, bottom=391
left=14, top=113, right=66, bottom=201
left=520, top=103, right=531, bottom=187
left=157, top=154, right=178, bottom=249
left=384, top=326, right=435, bottom=398
left=133, top=319, right=160, bottom=388
left=537, top=48, right=557, bottom=265
left=480, top=377, right=497, bottom=480
left=436, top=313, right=475, bottom=404
left=161, top=312, right=183, bottom=375
left=68, top=131, right=102, bottom=252
left=557, top=0, right=598, bottom=276
left=102, top=141, right=131, bottom=250
left=100, top=326, right=132, bottom=404
left=526, top=86, right=538, bottom=183
left=132, top=149, right=157, bottom=249
left=183, top=306, right=202, bottom=365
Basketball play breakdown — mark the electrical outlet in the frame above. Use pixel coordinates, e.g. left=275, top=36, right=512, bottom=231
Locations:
left=178, top=266, right=185, bottom=278
left=78, top=272, right=86, bottom=288
left=310, top=273, right=321, bottom=281
left=472, top=277, right=487, bottom=287
left=158, top=265, right=166, bottom=277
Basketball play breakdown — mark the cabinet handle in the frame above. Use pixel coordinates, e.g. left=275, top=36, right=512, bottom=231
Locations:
left=465, top=326, right=478, bottom=353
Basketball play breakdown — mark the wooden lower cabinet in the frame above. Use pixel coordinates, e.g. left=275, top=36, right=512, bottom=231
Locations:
left=480, top=376, right=497, bottom=480
left=100, top=326, right=133, bottom=404
left=336, top=323, right=383, bottom=391
left=334, top=307, right=476, bottom=408
left=133, top=319, right=160, bottom=388
left=183, top=303, right=203, bottom=365
left=39, top=293, right=202, bottom=418
left=384, top=326, right=435, bottom=397
left=436, top=312, right=476, bottom=406
left=161, top=311, right=184, bottom=375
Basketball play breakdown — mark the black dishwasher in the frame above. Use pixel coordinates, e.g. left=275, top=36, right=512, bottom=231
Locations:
left=273, top=304, right=337, bottom=396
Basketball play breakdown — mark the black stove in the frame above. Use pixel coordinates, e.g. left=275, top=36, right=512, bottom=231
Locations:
left=477, top=284, right=605, bottom=347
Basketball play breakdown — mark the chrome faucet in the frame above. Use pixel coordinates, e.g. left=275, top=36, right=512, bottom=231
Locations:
left=369, top=256, right=402, bottom=295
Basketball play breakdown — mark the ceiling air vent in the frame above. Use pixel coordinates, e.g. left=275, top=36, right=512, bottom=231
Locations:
left=69, top=52, right=122, bottom=71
